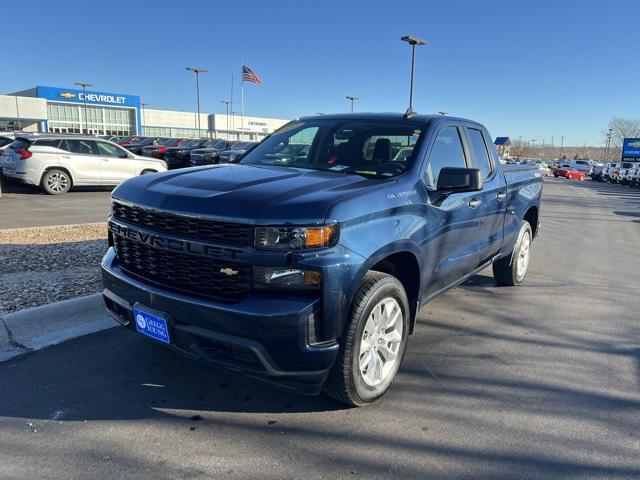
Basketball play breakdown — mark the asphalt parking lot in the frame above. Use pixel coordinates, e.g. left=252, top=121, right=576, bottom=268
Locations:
left=0, top=181, right=112, bottom=229
left=1, top=178, right=639, bottom=479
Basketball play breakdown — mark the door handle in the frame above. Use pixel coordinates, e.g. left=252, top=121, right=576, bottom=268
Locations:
left=468, top=198, right=482, bottom=209
left=496, top=191, right=506, bottom=201
left=101, top=158, right=110, bottom=162
left=62, top=155, right=71, bottom=159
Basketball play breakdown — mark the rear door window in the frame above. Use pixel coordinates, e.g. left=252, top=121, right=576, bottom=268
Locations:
left=466, top=128, right=493, bottom=179
left=425, top=126, right=467, bottom=188
left=66, top=139, right=98, bottom=155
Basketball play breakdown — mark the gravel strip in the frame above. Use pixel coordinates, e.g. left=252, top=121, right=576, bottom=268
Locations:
left=0, top=223, right=108, bottom=314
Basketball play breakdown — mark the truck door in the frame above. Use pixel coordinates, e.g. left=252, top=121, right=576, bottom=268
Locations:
left=421, top=125, right=482, bottom=296
left=463, top=126, right=507, bottom=264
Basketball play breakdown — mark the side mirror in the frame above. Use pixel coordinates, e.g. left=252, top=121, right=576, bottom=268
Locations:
left=437, top=167, right=483, bottom=194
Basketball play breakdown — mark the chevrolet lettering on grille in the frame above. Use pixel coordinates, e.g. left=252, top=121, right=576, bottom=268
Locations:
left=108, top=221, right=238, bottom=259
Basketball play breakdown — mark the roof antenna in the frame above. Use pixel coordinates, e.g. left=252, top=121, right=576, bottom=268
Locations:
left=401, top=35, right=428, bottom=119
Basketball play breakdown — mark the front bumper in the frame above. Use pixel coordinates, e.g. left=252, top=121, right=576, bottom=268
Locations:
left=101, top=248, right=339, bottom=394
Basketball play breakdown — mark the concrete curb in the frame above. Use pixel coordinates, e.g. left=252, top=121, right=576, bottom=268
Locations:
left=0, top=293, right=115, bottom=362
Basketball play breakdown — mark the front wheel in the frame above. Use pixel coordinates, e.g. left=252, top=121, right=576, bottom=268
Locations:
left=493, top=221, right=532, bottom=286
left=323, top=271, right=409, bottom=406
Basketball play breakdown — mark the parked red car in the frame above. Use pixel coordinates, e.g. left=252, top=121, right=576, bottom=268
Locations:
left=553, top=167, right=585, bottom=180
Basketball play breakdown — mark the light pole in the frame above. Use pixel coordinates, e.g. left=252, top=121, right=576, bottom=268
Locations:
left=75, top=82, right=94, bottom=134
left=559, top=136, right=565, bottom=160
left=221, top=100, right=232, bottom=135
left=530, top=139, right=536, bottom=157
left=604, top=128, right=612, bottom=162
left=401, top=35, right=427, bottom=118
left=186, top=67, right=208, bottom=136
left=345, top=96, right=359, bottom=113
left=140, top=102, right=148, bottom=135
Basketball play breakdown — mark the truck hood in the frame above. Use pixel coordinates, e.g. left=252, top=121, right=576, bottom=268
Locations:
left=112, top=164, right=385, bottom=224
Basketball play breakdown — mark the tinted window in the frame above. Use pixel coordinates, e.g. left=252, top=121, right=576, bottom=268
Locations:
left=0, top=136, right=13, bottom=148
left=66, top=140, right=97, bottom=155
left=34, top=139, right=62, bottom=148
left=96, top=141, right=125, bottom=157
left=426, top=127, right=467, bottom=187
left=467, top=128, right=492, bottom=179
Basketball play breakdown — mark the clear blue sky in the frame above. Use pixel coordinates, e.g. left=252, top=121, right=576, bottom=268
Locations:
left=1, top=0, right=638, bottom=146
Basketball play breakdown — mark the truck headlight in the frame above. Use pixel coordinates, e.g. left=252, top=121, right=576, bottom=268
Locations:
left=253, top=266, right=322, bottom=290
left=254, top=224, right=338, bottom=250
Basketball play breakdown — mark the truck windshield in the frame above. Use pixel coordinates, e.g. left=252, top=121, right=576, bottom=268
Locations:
left=239, top=119, right=424, bottom=178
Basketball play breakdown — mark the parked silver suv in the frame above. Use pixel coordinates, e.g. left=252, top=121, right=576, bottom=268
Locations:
left=2, top=134, right=167, bottom=194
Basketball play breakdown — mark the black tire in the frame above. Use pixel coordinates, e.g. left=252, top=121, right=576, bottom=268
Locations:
left=493, top=221, right=533, bottom=286
left=323, top=271, right=410, bottom=406
left=41, top=169, right=72, bottom=195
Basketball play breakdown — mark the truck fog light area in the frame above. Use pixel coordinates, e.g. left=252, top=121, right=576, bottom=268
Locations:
left=253, top=266, right=322, bottom=290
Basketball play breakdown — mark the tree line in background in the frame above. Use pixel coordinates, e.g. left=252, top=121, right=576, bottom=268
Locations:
left=509, top=116, right=640, bottom=161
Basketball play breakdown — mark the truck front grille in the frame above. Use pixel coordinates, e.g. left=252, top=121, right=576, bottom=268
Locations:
left=113, top=235, right=252, bottom=301
left=112, top=202, right=254, bottom=246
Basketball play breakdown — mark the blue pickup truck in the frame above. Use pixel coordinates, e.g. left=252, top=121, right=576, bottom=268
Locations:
left=101, top=113, right=542, bottom=406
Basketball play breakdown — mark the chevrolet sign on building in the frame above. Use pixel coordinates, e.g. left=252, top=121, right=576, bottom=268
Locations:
left=3, top=84, right=288, bottom=140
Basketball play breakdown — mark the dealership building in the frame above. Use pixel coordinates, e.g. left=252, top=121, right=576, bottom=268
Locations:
left=0, top=85, right=289, bottom=141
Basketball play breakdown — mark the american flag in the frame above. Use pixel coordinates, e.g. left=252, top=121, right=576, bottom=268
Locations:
left=242, top=65, right=262, bottom=86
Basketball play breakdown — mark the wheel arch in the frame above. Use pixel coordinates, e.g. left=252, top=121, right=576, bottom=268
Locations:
left=523, top=206, right=539, bottom=237
left=345, top=242, right=423, bottom=336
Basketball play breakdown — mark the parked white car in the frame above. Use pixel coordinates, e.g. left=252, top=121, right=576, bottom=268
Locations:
left=2, top=134, right=167, bottom=194
left=619, top=161, right=640, bottom=184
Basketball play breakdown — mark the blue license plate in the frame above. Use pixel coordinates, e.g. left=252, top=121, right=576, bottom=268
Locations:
left=133, top=305, right=170, bottom=344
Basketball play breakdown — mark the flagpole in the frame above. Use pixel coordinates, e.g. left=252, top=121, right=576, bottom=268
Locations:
left=240, top=61, right=245, bottom=138
left=230, top=73, right=234, bottom=138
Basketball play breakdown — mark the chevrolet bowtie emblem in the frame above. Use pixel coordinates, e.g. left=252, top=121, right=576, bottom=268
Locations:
left=220, top=267, right=239, bottom=276
left=59, top=92, right=77, bottom=99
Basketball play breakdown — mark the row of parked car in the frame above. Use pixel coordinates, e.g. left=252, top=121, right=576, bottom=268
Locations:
left=101, top=135, right=258, bottom=170
left=0, top=131, right=258, bottom=194
left=590, top=160, right=640, bottom=186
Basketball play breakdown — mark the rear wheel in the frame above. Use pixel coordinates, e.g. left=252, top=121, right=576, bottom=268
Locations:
left=493, top=221, right=532, bottom=286
left=41, top=169, right=71, bottom=194
left=323, top=271, right=409, bottom=406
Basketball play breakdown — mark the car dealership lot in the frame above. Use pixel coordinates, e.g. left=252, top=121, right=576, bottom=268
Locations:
left=1, top=177, right=639, bottom=479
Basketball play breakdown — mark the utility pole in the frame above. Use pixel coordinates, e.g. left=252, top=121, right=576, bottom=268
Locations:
left=541, top=139, right=545, bottom=159
left=604, top=128, right=613, bottom=162
left=559, top=136, right=565, bottom=160
left=75, top=82, right=94, bottom=134
left=530, top=139, right=536, bottom=157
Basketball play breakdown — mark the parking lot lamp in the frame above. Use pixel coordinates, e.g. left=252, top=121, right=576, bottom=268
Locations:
left=221, top=100, right=232, bottom=134
left=75, top=82, right=94, bottom=134
left=438, top=111, right=448, bottom=116
left=345, top=96, right=359, bottom=113
left=559, top=136, right=565, bottom=160
left=401, top=35, right=427, bottom=118
left=140, top=102, right=148, bottom=134
left=186, top=67, right=208, bottom=136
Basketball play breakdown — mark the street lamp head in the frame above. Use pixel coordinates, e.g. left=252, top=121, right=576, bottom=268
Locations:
left=401, top=35, right=427, bottom=46
left=438, top=111, right=448, bottom=116
left=186, top=66, right=208, bottom=73
left=75, top=82, right=94, bottom=88
left=345, top=96, right=359, bottom=101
